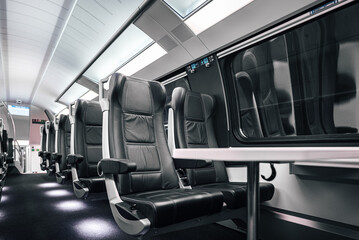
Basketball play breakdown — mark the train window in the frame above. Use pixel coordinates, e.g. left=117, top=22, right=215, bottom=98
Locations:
left=227, top=3, right=359, bottom=140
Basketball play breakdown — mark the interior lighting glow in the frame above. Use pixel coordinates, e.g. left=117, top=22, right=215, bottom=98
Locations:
left=163, top=0, right=209, bottom=18
left=45, top=189, right=71, bottom=197
left=0, top=210, right=5, bottom=218
left=74, top=218, right=118, bottom=239
left=185, top=0, right=254, bottom=35
left=55, top=200, right=87, bottom=212
left=79, top=90, right=98, bottom=101
left=17, top=140, right=29, bottom=146
left=38, top=182, right=60, bottom=188
left=117, top=43, right=166, bottom=76
left=1, top=195, right=8, bottom=203
left=58, top=108, right=69, bottom=116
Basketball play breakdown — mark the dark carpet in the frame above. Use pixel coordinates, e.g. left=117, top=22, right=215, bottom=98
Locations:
left=0, top=172, right=245, bottom=240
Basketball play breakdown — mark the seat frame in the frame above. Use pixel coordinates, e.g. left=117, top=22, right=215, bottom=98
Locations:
left=44, top=121, right=57, bottom=176
left=68, top=102, right=89, bottom=199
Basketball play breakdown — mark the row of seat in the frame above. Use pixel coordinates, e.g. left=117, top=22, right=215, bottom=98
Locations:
left=38, top=100, right=105, bottom=198
left=0, top=118, right=14, bottom=197
left=38, top=73, right=274, bottom=237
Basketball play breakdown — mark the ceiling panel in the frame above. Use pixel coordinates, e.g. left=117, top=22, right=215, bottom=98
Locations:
left=0, top=0, right=74, bottom=105
left=197, top=0, right=324, bottom=51
left=0, top=0, right=146, bottom=113
left=83, top=24, right=153, bottom=82
left=32, top=0, right=144, bottom=113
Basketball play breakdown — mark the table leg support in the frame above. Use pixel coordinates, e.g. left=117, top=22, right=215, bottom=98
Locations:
left=247, top=162, right=260, bottom=240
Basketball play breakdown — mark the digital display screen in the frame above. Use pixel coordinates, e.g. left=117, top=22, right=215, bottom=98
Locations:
left=8, top=105, right=30, bottom=116
left=200, top=57, right=209, bottom=66
left=191, top=63, right=198, bottom=70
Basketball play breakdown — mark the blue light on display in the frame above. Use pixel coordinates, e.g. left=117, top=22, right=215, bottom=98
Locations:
left=203, top=57, right=208, bottom=64
left=191, top=63, right=197, bottom=70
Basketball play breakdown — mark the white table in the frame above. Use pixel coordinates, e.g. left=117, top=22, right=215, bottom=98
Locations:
left=171, top=147, right=359, bottom=240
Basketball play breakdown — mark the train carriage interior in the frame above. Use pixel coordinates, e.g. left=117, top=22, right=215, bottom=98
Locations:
left=0, top=0, right=359, bottom=239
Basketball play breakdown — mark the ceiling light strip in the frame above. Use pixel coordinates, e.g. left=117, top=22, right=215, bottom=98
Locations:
left=30, top=0, right=79, bottom=105
left=55, top=0, right=157, bottom=103
left=185, top=0, right=254, bottom=35
left=116, top=43, right=167, bottom=76
left=103, top=41, right=154, bottom=80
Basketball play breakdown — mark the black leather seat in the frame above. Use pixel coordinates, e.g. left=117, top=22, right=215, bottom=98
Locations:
left=171, top=87, right=275, bottom=209
left=45, top=121, right=56, bottom=175
left=38, top=125, right=47, bottom=171
left=53, top=115, right=72, bottom=184
left=98, top=74, right=226, bottom=236
left=0, top=126, right=7, bottom=186
left=67, top=100, right=105, bottom=198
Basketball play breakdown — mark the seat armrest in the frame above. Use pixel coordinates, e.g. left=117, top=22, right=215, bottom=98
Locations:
left=173, top=159, right=212, bottom=169
left=51, top=152, right=62, bottom=163
left=98, top=158, right=136, bottom=175
left=67, top=154, right=84, bottom=165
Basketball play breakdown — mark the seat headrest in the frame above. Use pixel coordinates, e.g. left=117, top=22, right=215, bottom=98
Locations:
left=58, top=114, right=69, bottom=129
left=171, top=87, right=215, bottom=121
left=75, top=99, right=102, bottom=126
left=109, top=73, right=166, bottom=115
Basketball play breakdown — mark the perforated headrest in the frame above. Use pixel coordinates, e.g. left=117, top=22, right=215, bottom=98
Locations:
left=109, top=73, right=166, bottom=115
left=75, top=100, right=102, bottom=126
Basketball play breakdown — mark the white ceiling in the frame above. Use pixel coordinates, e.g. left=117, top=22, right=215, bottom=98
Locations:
left=0, top=0, right=143, bottom=113
left=0, top=0, right=326, bottom=114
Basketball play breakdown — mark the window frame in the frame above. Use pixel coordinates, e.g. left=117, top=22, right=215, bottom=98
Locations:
left=218, top=0, right=359, bottom=146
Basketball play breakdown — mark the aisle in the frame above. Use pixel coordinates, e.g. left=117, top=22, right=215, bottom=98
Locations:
left=0, top=173, right=245, bottom=240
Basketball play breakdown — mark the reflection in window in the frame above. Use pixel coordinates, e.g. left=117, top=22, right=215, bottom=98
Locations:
left=228, top=3, right=359, bottom=139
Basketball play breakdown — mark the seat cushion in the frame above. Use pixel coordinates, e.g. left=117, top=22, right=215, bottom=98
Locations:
left=194, top=182, right=275, bottom=209
left=122, top=188, right=223, bottom=228
left=79, top=177, right=105, bottom=193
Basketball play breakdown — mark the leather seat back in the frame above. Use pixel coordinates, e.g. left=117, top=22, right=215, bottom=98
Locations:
left=171, top=87, right=228, bottom=186
left=57, top=115, right=71, bottom=171
left=40, top=126, right=47, bottom=152
left=108, top=73, right=179, bottom=195
left=47, top=122, right=55, bottom=152
left=74, top=100, right=103, bottom=178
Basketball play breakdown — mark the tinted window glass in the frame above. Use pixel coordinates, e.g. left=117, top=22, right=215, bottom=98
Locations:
left=229, top=3, right=359, bottom=139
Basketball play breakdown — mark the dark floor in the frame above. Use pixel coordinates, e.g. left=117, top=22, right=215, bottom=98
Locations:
left=0, top=171, right=245, bottom=240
